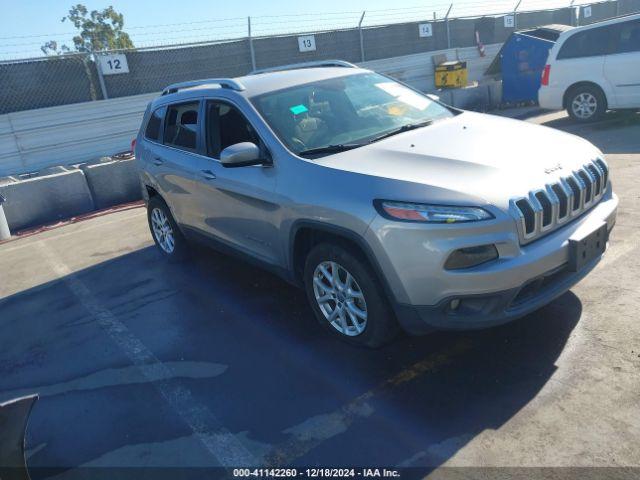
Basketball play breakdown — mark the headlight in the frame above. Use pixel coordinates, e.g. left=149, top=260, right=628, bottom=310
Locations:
left=376, top=201, right=493, bottom=223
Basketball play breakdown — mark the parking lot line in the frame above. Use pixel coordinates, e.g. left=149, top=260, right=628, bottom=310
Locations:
left=264, top=339, right=471, bottom=466
left=37, top=240, right=261, bottom=468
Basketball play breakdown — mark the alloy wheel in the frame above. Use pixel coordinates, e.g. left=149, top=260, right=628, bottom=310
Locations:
left=571, top=92, right=598, bottom=120
left=150, top=207, right=175, bottom=254
left=312, top=261, right=367, bottom=336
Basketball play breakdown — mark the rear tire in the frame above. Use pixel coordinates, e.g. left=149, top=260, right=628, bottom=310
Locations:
left=147, top=196, right=189, bottom=262
left=566, top=85, right=606, bottom=123
left=303, top=243, right=398, bottom=348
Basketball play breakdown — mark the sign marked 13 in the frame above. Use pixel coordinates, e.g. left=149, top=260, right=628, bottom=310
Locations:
left=298, top=35, right=316, bottom=52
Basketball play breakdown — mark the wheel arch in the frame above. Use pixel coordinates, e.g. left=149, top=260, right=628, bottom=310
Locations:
left=289, top=221, right=397, bottom=303
left=563, top=81, right=609, bottom=110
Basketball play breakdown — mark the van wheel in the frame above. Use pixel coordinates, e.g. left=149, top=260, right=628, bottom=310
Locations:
left=567, top=85, right=606, bottom=122
left=304, top=243, right=398, bottom=348
left=147, top=197, right=189, bottom=262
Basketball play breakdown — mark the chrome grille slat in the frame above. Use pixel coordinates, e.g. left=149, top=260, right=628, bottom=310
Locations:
left=510, top=159, right=609, bottom=244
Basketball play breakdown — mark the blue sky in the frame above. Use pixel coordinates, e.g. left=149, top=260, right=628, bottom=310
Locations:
left=1, top=0, right=591, bottom=59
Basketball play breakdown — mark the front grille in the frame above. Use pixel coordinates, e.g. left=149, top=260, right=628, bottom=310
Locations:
left=510, top=159, right=609, bottom=244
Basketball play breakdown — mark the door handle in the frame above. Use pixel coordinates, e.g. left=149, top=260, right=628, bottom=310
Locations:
left=201, top=169, right=216, bottom=180
left=153, top=157, right=164, bottom=166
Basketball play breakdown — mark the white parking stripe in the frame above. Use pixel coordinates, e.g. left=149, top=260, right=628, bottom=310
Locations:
left=265, top=340, right=471, bottom=466
left=37, top=240, right=260, bottom=468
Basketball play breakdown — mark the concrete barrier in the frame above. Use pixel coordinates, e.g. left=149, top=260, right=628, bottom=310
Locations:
left=0, top=168, right=95, bottom=231
left=436, top=82, right=500, bottom=111
left=81, top=158, right=141, bottom=210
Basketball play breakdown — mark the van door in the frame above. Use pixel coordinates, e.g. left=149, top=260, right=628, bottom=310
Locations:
left=555, top=24, right=610, bottom=98
left=190, top=99, right=280, bottom=265
left=604, top=19, right=640, bottom=108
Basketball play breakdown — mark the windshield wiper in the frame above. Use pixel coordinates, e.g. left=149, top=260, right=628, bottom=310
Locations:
left=297, top=143, right=364, bottom=156
left=368, top=120, right=434, bottom=144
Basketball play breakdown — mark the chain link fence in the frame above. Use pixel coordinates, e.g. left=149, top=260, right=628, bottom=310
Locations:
left=1, top=0, right=639, bottom=114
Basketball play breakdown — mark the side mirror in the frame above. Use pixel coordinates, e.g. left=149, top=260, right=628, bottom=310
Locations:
left=427, top=93, right=440, bottom=102
left=220, top=142, right=266, bottom=168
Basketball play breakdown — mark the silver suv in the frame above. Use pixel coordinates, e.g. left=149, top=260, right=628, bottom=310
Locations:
left=135, top=62, right=618, bottom=347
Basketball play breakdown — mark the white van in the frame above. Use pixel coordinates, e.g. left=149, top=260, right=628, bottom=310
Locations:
left=538, top=13, right=640, bottom=122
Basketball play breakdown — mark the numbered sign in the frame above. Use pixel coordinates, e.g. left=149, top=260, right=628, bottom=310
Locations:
left=584, top=6, right=592, bottom=18
left=418, top=23, right=433, bottom=38
left=98, top=54, right=129, bottom=75
left=504, top=15, right=515, bottom=28
left=297, top=35, right=316, bottom=52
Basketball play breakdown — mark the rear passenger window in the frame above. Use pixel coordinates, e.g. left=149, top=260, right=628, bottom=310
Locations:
left=164, top=102, right=200, bottom=151
left=145, top=106, right=165, bottom=141
left=611, top=20, right=640, bottom=54
left=557, top=26, right=613, bottom=59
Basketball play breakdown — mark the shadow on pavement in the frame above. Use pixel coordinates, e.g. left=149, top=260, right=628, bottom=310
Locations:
left=0, top=242, right=583, bottom=474
left=538, top=110, right=640, bottom=155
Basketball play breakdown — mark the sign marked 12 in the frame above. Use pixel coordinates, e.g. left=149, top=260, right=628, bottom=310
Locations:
left=98, top=54, right=129, bottom=75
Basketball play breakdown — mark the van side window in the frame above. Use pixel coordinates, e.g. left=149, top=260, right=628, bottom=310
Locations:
left=145, top=106, right=166, bottom=141
left=557, top=26, right=613, bottom=59
left=612, top=19, right=640, bottom=54
left=206, top=101, right=260, bottom=159
left=164, top=102, right=200, bottom=151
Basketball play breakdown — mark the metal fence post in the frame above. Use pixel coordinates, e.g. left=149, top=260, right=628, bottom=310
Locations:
left=513, top=0, right=522, bottom=30
left=248, top=16, right=257, bottom=71
left=0, top=193, right=10, bottom=241
left=358, top=11, right=366, bottom=62
left=93, top=53, right=109, bottom=100
left=445, top=4, right=453, bottom=49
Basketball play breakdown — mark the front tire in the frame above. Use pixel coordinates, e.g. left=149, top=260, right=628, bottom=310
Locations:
left=303, top=243, right=398, bottom=348
left=567, top=85, right=606, bottom=122
left=147, top=196, right=189, bottom=262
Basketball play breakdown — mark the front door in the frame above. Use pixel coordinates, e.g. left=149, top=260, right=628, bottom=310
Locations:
left=191, top=99, right=280, bottom=265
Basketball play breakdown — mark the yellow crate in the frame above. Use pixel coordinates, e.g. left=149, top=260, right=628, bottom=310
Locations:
left=435, top=61, right=468, bottom=88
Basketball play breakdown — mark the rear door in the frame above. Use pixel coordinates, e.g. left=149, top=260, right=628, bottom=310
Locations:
left=152, top=100, right=205, bottom=228
left=604, top=19, right=640, bottom=108
left=555, top=25, right=610, bottom=96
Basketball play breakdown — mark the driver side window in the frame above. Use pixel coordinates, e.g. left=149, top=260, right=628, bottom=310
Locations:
left=206, top=101, right=260, bottom=159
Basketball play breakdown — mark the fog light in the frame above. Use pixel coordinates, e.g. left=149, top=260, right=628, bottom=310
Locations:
left=445, top=244, right=498, bottom=270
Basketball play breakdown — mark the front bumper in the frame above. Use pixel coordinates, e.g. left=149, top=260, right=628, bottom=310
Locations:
left=395, top=251, right=603, bottom=333
left=366, top=189, right=618, bottom=333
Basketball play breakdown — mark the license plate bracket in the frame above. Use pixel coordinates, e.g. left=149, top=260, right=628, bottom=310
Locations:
left=568, top=223, right=608, bottom=272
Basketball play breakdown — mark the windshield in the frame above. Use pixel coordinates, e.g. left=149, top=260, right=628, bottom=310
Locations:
left=251, top=72, right=455, bottom=156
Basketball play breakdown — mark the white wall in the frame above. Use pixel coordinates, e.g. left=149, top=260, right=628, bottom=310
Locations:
left=361, top=43, right=501, bottom=92
left=0, top=93, right=156, bottom=176
left=0, top=43, right=499, bottom=176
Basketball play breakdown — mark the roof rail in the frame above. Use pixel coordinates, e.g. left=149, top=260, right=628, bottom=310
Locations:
left=161, top=78, right=245, bottom=95
left=249, top=60, right=358, bottom=75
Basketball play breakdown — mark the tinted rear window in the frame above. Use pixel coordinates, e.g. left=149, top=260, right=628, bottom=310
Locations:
left=145, top=106, right=165, bottom=141
left=611, top=19, right=640, bottom=54
left=164, top=102, right=199, bottom=151
left=557, top=26, right=613, bottom=59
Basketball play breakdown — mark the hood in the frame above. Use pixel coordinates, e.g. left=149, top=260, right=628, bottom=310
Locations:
left=314, top=111, right=603, bottom=208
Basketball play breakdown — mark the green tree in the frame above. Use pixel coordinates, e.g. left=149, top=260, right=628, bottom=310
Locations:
left=41, top=4, right=134, bottom=55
